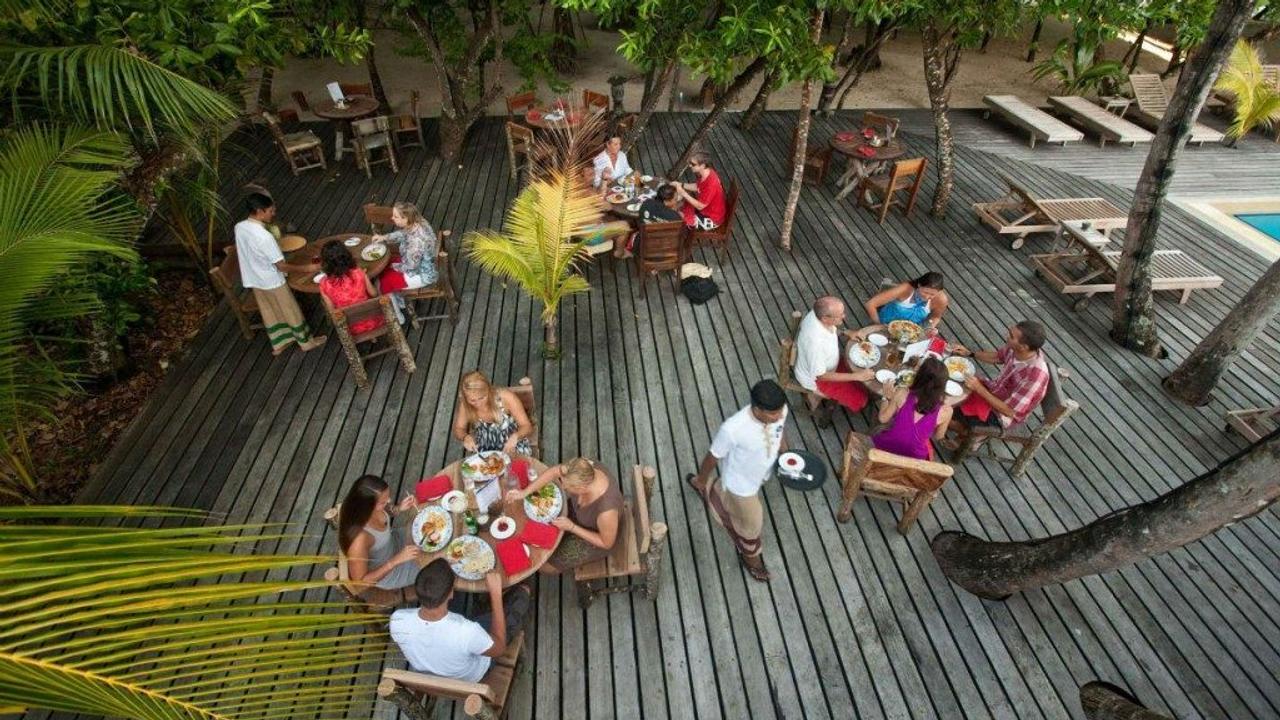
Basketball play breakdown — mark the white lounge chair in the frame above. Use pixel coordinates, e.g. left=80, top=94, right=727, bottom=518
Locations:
left=1126, top=74, right=1224, bottom=145
left=1047, top=96, right=1154, bottom=148
left=983, top=95, right=1084, bottom=148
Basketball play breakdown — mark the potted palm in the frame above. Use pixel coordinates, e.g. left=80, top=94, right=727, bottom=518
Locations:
left=1215, top=40, right=1280, bottom=146
left=466, top=113, right=623, bottom=358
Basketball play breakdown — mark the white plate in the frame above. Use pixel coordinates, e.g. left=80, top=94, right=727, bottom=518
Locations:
left=440, top=490, right=468, bottom=514
left=445, top=536, right=496, bottom=580
left=627, top=202, right=642, bottom=212
left=343, top=237, right=361, bottom=247
left=361, top=243, right=387, bottom=261
left=867, top=333, right=889, bottom=347
left=524, top=483, right=564, bottom=523
left=410, top=505, right=453, bottom=552
left=874, top=369, right=897, bottom=384
left=943, top=355, right=976, bottom=381
left=462, top=451, right=510, bottom=482
left=489, top=515, right=517, bottom=540
left=848, top=341, right=881, bottom=368
left=641, top=175, right=654, bottom=183
left=610, top=185, right=626, bottom=193
left=945, top=380, right=964, bottom=397
left=312, top=272, right=326, bottom=283
left=544, top=111, right=565, bottom=121
left=639, top=190, right=657, bottom=200
left=778, top=451, right=805, bottom=473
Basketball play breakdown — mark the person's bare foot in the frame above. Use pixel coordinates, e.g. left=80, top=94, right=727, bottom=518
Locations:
left=741, top=553, right=770, bottom=582
left=684, top=473, right=709, bottom=501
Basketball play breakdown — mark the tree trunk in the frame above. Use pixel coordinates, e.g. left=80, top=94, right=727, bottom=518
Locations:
left=1123, top=21, right=1153, bottom=73
left=1162, top=43, right=1184, bottom=78
left=1162, top=258, right=1280, bottom=405
left=1026, top=18, right=1044, bottom=63
left=439, top=115, right=469, bottom=165
left=1110, top=0, right=1255, bottom=357
left=921, top=21, right=956, bottom=217
left=779, top=10, right=823, bottom=251
left=862, top=21, right=885, bottom=71
left=625, top=60, right=676, bottom=154
left=739, top=68, right=779, bottom=131
left=366, top=48, right=391, bottom=111
left=666, top=57, right=768, bottom=177
left=818, top=14, right=859, bottom=109
left=551, top=7, right=578, bottom=73
left=979, top=31, right=992, bottom=53
left=641, top=65, right=656, bottom=108
left=543, top=314, right=559, bottom=358
left=1080, top=682, right=1174, bottom=720
left=667, top=63, right=683, bottom=112
left=931, top=429, right=1280, bottom=600
left=256, top=65, right=274, bottom=111
left=820, top=20, right=894, bottom=113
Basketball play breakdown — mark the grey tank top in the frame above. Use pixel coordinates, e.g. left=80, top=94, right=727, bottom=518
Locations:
left=363, top=513, right=418, bottom=590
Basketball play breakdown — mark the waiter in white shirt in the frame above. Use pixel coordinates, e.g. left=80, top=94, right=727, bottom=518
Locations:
left=592, top=135, right=633, bottom=188
left=234, top=191, right=326, bottom=355
left=686, top=380, right=788, bottom=582
left=792, top=297, right=872, bottom=426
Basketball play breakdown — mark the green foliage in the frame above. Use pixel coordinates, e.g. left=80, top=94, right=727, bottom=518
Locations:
left=1032, top=39, right=1125, bottom=95
left=505, top=28, right=574, bottom=92
left=1215, top=40, right=1280, bottom=140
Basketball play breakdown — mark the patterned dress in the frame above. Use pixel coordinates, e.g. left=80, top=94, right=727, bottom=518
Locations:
left=471, top=394, right=532, bottom=456
left=319, top=269, right=383, bottom=334
left=380, top=223, right=439, bottom=290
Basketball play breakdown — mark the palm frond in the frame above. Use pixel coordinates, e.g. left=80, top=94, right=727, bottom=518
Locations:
left=1216, top=41, right=1280, bottom=139
left=0, top=506, right=387, bottom=720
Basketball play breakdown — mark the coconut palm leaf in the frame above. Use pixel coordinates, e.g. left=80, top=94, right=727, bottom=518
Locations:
left=0, top=506, right=387, bottom=719
left=1216, top=40, right=1280, bottom=140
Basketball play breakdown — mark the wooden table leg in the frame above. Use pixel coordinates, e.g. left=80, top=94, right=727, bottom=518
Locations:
left=834, top=159, right=864, bottom=200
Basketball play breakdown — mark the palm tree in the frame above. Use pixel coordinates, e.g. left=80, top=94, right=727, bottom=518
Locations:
left=466, top=113, right=621, bottom=357
left=1215, top=40, right=1280, bottom=144
left=0, top=505, right=387, bottom=718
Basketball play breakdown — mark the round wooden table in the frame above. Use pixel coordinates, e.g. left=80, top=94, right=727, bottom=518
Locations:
left=524, top=105, right=593, bottom=131
left=284, top=233, right=391, bottom=294
left=312, top=96, right=380, bottom=161
left=418, top=456, right=559, bottom=592
left=830, top=135, right=905, bottom=200
left=603, top=176, right=659, bottom=220
left=849, top=324, right=971, bottom=407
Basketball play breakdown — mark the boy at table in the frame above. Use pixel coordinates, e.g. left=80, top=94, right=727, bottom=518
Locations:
left=389, top=560, right=532, bottom=682
left=672, top=152, right=726, bottom=230
left=234, top=192, right=327, bottom=355
left=949, top=320, right=1050, bottom=434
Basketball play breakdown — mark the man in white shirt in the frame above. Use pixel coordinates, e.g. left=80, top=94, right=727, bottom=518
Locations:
left=793, top=297, right=872, bottom=427
left=592, top=135, right=633, bottom=188
left=685, top=380, right=788, bottom=582
left=389, top=560, right=532, bottom=683
left=234, top=192, right=326, bottom=355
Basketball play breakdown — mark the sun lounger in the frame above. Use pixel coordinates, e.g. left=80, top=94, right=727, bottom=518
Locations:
left=972, top=175, right=1127, bottom=249
left=983, top=95, right=1084, bottom=148
left=1030, top=222, right=1223, bottom=310
left=1047, top=96, right=1154, bottom=148
left=1126, top=74, right=1224, bottom=145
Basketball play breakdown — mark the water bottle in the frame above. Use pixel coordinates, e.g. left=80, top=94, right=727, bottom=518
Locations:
left=463, top=510, right=478, bottom=535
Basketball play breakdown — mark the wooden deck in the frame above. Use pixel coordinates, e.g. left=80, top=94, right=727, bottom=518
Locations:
left=75, top=110, right=1280, bottom=720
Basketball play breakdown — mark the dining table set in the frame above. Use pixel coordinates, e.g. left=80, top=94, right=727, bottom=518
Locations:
left=602, top=173, right=661, bottom=219
left=831, top=126, right=905, bottom=200
left=283, top=233, right=392, bottom=293
left=847, top=320, right=976, bottom=406
left=311, top=95, right=381, bottom=161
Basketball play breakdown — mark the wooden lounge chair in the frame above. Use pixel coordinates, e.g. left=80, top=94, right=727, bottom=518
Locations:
left=400, top=229, right=460, bottom=327
left=379, top=635, right=524, bottom=720
left=1029, top=223, right=1223, bottom=310
left=1126, top=74, right=1224, bottom=145
left=1047, top=96, right=1154, bottom=148
left=837, top=432, right=954, bottom=533
left=972, top=176, right=1127, bottom=249
left=322, top=294, right=416, bottom=388
left=573, top=465, right=669, bottom=608
left=209, top=246, right=263, bottom=339
left=951, top=366, right=1079, bottom=478
left=983, top=95, right=1084, bottom=148
left=1225, top=406, right=1280, bottom=441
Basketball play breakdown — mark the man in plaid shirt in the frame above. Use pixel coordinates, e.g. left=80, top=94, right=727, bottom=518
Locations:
left=951, top=321, right=1049, bottom=429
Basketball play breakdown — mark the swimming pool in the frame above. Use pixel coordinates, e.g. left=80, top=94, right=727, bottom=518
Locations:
left=1236, top=213, right=1280, bottom=242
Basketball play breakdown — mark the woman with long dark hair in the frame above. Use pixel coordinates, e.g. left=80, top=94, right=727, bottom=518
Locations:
left=338, top=475, right=421, bottom=602
left=318, top=240, right=383, bottom=334
left=864, top=271, right=950, bottom=329
left=871, top=357, right=953, bottom=460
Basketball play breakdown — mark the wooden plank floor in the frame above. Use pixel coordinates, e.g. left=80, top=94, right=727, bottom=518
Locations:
left=74, top=110, right=1280, bottom=720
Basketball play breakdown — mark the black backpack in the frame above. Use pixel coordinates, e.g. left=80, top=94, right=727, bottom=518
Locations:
left=680, top=276, right=719, bottom=304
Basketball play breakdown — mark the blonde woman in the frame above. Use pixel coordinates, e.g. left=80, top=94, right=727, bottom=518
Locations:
left=506, top=457, right=623, bottom=573
left=452, top=370, right=534, bottom=456
left=374, top=202, right=438, bottom=323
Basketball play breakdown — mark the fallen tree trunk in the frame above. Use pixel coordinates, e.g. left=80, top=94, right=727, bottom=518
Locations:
left=1080, top=682, right=1173, bottom=720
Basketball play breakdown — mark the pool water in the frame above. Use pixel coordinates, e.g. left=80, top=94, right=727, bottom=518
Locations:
left=1236, top=213, right=1280, bottom=242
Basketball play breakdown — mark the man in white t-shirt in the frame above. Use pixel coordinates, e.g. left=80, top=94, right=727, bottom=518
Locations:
left=793, top=296, right=872, bottom=427
left=233, top=192, right=326, bottom=355
left=686, top=380, right=788, bottom=582
left=389, top=559, right=532, bottom=683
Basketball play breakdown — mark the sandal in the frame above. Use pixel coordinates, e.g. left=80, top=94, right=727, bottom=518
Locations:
left=740, top=554, right=771, bottom=582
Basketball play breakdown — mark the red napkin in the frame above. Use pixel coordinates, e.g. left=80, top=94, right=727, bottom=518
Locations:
left=509, top=459, right=530, bottom=489
left=862, top=127, right=876, bottom=139
left=415, top=475, right=452, bottom=502
left=495, top=538, right=532, bottom=575
left=527, top=110, right=542, bottom=121
left=835, top=131, right=855, bottom=142
left=928, top=337, right=947, bottom=355
left=519, top=520, right=560, bottom=549
left=856, top=145, right=876, bottom=158
left=959, top=392, right=993, bottom=421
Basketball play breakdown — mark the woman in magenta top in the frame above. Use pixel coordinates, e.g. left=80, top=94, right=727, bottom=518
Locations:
left=872, top=358, right=952, bottom=460
left=318, top=240, right=384, bottom=335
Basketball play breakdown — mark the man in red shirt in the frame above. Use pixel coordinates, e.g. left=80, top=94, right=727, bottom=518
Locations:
left=674, top=152, right=726, bottom=230
left=949, top=320, right=1051, bottom=432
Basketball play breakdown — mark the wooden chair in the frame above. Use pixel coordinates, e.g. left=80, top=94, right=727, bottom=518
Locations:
left=290, top=90, right=312, bottom=113
left=321, top=504, right=408, bottom=627
left=862, top=111, right=901, bottom=138
left=504, top=377, right=540, bottom=459
left=504, top=122, right=537, bottom=181
left=505, top=91, right=539, bottom=120
left=791, top=125, right=833, bottom=185
left=583, top=89, right=610, bottom=114
left=400, top=230, right=460, bottom=327
left=209, top=245, right=262, bottom=339
left=262, top=111, right=326, bottom=175
left=574, top=465, right=669, bottom=608
left=1225, top=406, right=1280, bottom=441
left=613, top=112, right=637, bottom=139
left=351, top=116, right=399, bottom=178
left=837, top=431, right=954, bottom=533
left=362, top=203, right=395, bottom=233
left=273, top=107, right=300, bottom=125
left=857, top=157, right=926, bottom=224
left=378, top=635, right=524, bottom=720
left=394, top=89, right=426, bottom=150
left=951, top=366, right=1080, bottom=477
left=687, top=180, right=739, bottom=263
left=777, top=310, right=819, bottom=405
left=635, top=221, right=687, bottom=297
left=323, top=294, right=416, bottom=388
left=339, top=82, right=373, bottom=98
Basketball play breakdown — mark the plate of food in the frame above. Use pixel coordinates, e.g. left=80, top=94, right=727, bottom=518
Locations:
left=411, top=505, right=453, bottom=552
left=888, top=320, right=923, bottom=344
left=544, top=110, right=565, bottom=121
left=360, top=243, right=387, bottom=261
left=896, top=369, right=916, bottom=388
left=875, top=369, right=897, bottom=384
left=343, top=237, right=362, bottom=247
left=945, top=380, right=964, bottom=397
left=867, top=332, right=889, bottom=347
left=462, top=451, right=509, bottom=483
left=610, top=185, right=626, bottom=193
left=848, top=340, right=881, bottom=368
left=440, top=490, right=468, bottom=514
left=777, top=451, right=806, bottom=475
left=524, top=483, right=563, bottom=523
left=312, top=272, right=326, bottom=284
left=944, top=355, right=976, bottom=382
left=606, top=192, right=629, bottom=204
left=627, top=203, right=642, bottom=212
left=489, top=515, right=517, bottom=540
left=641, top=174, right=654, bottom=183
left=446, top=536, right=496, bottom=580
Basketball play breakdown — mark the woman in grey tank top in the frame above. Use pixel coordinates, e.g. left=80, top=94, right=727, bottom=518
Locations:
left=339, top=475, right=423, bottom=603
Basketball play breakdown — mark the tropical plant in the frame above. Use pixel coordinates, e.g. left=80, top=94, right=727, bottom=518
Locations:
left=0, top=504, right=387, bottom=718
left=1032, top=39, right=1126, bottom=95
left=1215, top=40, right=1280, bottom=142
left=465, top=115, right=618, bottom=358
